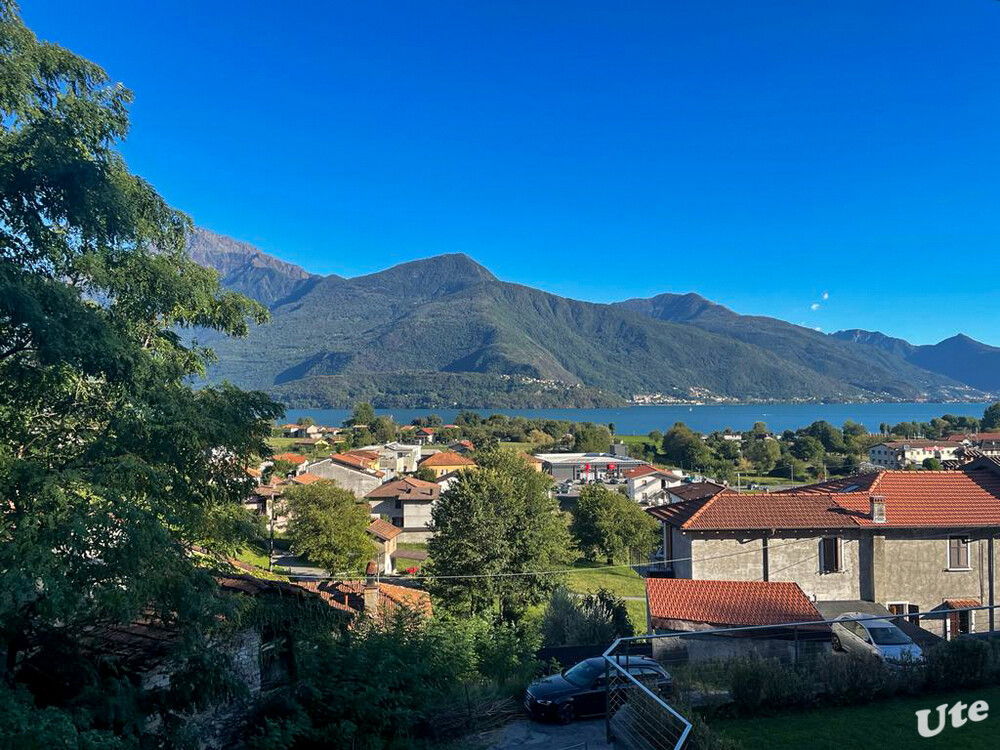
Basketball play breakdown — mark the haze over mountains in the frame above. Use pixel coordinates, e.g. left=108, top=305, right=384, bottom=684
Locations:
left=188, top=228, right=996, bottom=408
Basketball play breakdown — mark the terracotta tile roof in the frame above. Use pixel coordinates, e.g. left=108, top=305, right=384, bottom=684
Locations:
left=652, top=468, right=1000, bottom=532
left=253, top=484, right=283, bottom=497
left=345, top=449, right=381, bottom=462
left=366, top=477, right=441, bottom=501
left=944, top=598, right=981, bottom=610
left=419, top=451, right=476, bottom=468
left=297, top=579, right=432, bottom=618
left=367, top=518, right=401, bottom=541
left=273, top=452, right=308, bottom=465
left=878, top=439, right=964, bottom=449
left=647, top=578, right=823, bottom=629
left=624, top=464, right=660, bottom=479
left=331, top=453, right=372, bottom=470
left=291, top=472, right=323, bottom=485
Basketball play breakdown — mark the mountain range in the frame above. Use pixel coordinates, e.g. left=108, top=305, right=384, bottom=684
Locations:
left=187, top=228, right=997, bottom=408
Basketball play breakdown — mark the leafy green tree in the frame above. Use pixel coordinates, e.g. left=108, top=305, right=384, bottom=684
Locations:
left=427, top=449, right=574, bottom=622
left=542, top=586, right=635, bottom=646
left=414, top=466, right=438, bottom=482
left=661, top=423, right=712, bottom=470
left=0, top=3, right=280, bottom=737
left=285, top=481, right=376, bottom=574
left=571, top=422, right=612, bottom=453
left=791, top=435, right=825, bottom=462
left=270, top=457, right=298, bottom=479
left=572, top=485, right=659, bottom=564
left=744, top=437, right=781, bottom=473
left=983, top=403, right=1000, bottom=431
left=349, top=401, right=376, bottom=426
left=923, top=458, right=942, bottom=471
left=370, top=415, right=397, bottom=443
left=296, top=416, right=315, bottom=426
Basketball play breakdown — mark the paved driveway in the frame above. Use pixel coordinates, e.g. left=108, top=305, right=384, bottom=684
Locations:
left=481, top=717, right=612, bottom=750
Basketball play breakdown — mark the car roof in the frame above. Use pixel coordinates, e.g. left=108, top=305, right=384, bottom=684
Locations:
left=836, top=613, right=894, bottom=627
left=608, top=655, right=660, bottom=667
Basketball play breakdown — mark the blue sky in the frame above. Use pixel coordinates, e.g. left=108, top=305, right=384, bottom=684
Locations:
left=25, top=1, right=1000, bottom=345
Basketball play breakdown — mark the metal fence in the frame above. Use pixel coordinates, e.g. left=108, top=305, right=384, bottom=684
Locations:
left=603, top=604, right=1000, bottom=750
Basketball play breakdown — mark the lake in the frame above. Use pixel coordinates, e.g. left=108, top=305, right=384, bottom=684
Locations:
left=283, top=402, right=992, bottom=435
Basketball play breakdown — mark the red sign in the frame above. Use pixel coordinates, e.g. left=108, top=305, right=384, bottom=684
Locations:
left=609, top=463, right=616, bottom=472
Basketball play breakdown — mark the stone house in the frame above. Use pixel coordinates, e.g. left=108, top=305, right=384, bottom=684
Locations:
left=366, top=477, right=441, bottom=542
left=647, top=461, right=1000, bottom=640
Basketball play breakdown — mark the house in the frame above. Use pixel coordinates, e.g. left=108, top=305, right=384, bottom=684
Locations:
left=366, top=477, right=442, bottom=542
left=272, top=452, right=308, bottom=468
left=282, top=423, right=320, bottom=439
left=450, top=440, right=475, bottom=455
left=647, top=461, right=1000, bottom=640
left=333, top=450, right=382, bottom=472
left=534, top=452, right=646, bottom=482
left=302, top=457, right=382, bottom=498
left=645, top=578, right=830, bottom=662
left=868, top=440, right=963, bottom=469
left=521, top=453, right=544, bottom=472
left=418, top=451, right=477, bottom=479
left=298, top=563, right=432, bottom=621
left=359, top=442, right=422, bottom=475
left=413, top=426, right=437, bottom=445
left=290, top=472, right=323, bottom=486
left=367, top=518, right=401, bottom=574
left=624, top=464, right=685, bottom=505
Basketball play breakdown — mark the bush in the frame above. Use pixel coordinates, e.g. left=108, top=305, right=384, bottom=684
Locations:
left=819, top=652, right=897, bottom=705
left=925, top=637, right=1000, bottom=691
left=727, top=658, right=813, bottom=716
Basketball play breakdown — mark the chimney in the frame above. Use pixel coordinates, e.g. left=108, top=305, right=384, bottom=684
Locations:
left=363, top=560, right=379, bottom=613
left=870, top=495, right=886, bottom=524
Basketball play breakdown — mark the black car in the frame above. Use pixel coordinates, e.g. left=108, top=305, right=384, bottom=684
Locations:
left=524, top=656, right=672, bottom=724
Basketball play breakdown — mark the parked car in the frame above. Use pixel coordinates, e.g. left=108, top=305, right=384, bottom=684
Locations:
left=831, top=613, right=924, bottom=662
left=524, top=656, right=672, bottom=724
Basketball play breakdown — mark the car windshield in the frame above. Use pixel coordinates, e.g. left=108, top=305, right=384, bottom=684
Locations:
left=867, top=624, right=911, bottom=645
left=563, top=660, right=604, bottom=686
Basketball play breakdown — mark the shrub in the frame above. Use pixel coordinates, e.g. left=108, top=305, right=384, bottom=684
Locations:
left=819, top=652, right=897, bottom=705
left=924, top=637, right=1000, bottom=691
left=727, top=658, right=813, bottom=716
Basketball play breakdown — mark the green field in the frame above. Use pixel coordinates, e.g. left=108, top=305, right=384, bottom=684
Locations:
left=712, top=686, right=1000, bottom=749
left=499, top=441, right=534, bottom=452
left=564, top=558, right=647, bottom=598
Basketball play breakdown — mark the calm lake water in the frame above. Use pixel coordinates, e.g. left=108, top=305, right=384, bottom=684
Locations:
left=283, top=402, right=991, bottom=435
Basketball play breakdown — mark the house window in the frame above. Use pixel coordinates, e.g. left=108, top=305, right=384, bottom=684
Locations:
left=948, top=537, right=970, bottom=570
left=908, top=604, right=920, bottom=625
left=820, top=537, right=841, bottom=573
left=395, top=499, right=402, bottom=510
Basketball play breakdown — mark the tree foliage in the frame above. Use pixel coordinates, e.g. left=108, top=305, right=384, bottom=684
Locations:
left=426, top=449, right=574, bottom=621
left=572, top=484, right=659, bottom=564
left=0, top=2, right=280, bottom=738
left=541, top=586, right=635, bottom=647
left=285, top=481, right=376, bottom=575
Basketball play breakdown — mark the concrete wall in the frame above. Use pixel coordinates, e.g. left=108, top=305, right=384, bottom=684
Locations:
left=305, top=459, right=381, bottom=497
left=687, top=534, right=862, bottom=602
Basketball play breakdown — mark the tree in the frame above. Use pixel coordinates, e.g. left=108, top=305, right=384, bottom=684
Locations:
left=0, top=3, right=280, bottom=738
left=744, top=437, right=781, bottom=473
left=983, top=403, right=1000, bottom=431
left=296, top=416, right=315, bottom=426
left=426, top=449, right=574, bottom=621
left=349, top=401, right=376, bottom=426
left=414, top=466, right=438, bottom=482
left=285, top=481, right=376, bottom=575
left=542, top=586, right=635, bottom=646
left=572, top=485, right=659, bottom=564
left=370, top=415, right=397, bottom=443
left=923, top=458, right=942, bottom=471
left=661, top=423, right=712, bottom=470
left=571, top=422, right=612, bottom=453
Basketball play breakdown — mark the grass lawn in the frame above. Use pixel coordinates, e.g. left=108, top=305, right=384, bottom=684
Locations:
left=499, top=441, right=533, bottom=452
left=233, top=543, right=271, bottom=569
left=564, top=558, right=647, bottom=598
left=617, top=434, right=655, bottom=444
left=394, top=542, right=429, bottom=572
left=712, top=686, right=1000, bottom=749
left=267, top=436, right=298, bottom=450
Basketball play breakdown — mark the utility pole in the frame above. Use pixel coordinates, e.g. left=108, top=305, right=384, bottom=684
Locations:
left=990, top=533, right=995, bottom=633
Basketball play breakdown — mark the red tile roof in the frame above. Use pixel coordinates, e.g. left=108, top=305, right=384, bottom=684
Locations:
left=419, top=451, right=476, bottom=468
left=331, top=453, right=374, bottom=471
left=624, top=464, right=660, bottom=479
left=651, top=467, right=1000, bottom=532
left=646, top=578, right=823, bottom=629
left=291, top=472, right=323, bottom=485
left=367, top=518, right=401, bottom=541
left=273, top=452, right=307, bottom=465
left=944, top=598, right=980, bottom=610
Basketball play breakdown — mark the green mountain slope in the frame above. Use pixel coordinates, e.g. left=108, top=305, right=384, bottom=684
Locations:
left=188, top=233, right=991, bottom=408
left=616, top=293, right=979, bottom=401
left=831, top=330, right=1000, bottom=392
